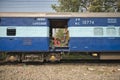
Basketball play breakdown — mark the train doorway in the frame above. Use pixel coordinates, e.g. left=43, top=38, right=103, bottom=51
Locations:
left=49, top=19, right=69, bottom=48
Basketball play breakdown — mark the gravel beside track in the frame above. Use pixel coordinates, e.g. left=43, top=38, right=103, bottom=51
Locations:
left=0, top=62, right=120, bottom=80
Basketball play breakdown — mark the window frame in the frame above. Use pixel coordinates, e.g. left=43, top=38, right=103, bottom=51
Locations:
left=94, top=27, right=103, bottom=36
left=7, top=28, right=16, bottom=36
left=106, top=27, right=116, bottom=36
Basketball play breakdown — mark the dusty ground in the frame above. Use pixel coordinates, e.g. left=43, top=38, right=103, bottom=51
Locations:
left=0, top=62, right=120, bottom=80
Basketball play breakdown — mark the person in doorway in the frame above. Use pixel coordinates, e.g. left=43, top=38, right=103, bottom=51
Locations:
left=53, top=37, right=61, bottom=47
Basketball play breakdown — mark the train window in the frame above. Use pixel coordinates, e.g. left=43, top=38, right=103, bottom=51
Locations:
left=0, top=18, right=1, bottom=25
left=7, top=28, right=16, bottom=36
left=94, top=28, right=103, bottom=36
left=106, top=28, right=116, bottom=36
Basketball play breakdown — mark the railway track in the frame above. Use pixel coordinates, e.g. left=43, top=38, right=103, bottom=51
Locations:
left=0, top=59, right=120, bottom=65
left=0, top=59, right=120, bottom=80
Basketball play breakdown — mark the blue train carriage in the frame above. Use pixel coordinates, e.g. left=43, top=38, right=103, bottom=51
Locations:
left=0, top=12, right=120, bottom=62
left=68, top=13, right=120, bottom=60
left=0, top=17, right=49, bottom=52
left=0, top=13, right=50, bottom=62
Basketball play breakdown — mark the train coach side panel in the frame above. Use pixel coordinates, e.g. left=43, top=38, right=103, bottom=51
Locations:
left=68, top=17, right=120, bottom=52
left=0, top=17, right=49, bottom=52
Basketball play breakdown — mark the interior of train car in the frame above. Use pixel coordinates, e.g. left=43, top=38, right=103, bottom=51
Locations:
left=49, top=19, right=69, bottom=50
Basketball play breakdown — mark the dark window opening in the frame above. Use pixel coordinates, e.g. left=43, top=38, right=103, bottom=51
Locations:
left=7, top=28, right=16, bottom=36
left=0, top=18, right=1, bottom=25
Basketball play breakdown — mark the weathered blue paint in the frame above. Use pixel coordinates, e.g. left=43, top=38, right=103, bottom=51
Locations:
left=0, top=17, right=50, bottom=52
left=69, top=37, right=120, bottom=52
left=68, top=17, right=120, bottom=52
left=0, top=37, right=49, bottom=52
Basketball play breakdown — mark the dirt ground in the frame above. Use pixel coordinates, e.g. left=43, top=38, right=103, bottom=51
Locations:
left=0, top=62, right=120, bottom=80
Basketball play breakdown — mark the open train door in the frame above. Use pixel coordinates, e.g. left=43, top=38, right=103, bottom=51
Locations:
left=49, top=19, right=69, bottom=48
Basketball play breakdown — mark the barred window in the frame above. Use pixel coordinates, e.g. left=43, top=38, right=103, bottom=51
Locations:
left=94, top=28, right=103, bottom=36
left=7, top=28, right=16, bottom=36
left=106, top=28, right=116, bottom=36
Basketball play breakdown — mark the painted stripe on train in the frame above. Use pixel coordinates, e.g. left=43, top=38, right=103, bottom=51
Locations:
left=68, top=27, right=120, bottom=37
left=0, top=26, right=49, bottom=37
